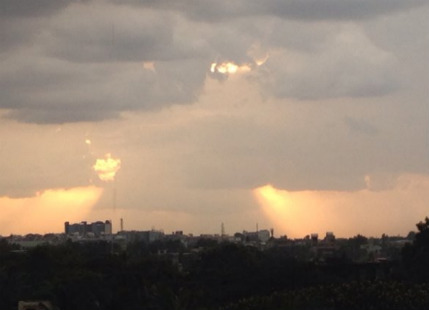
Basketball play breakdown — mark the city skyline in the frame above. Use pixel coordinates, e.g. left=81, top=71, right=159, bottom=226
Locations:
left=1, top=1, right=428, bottom=238
left=0, top=217, right=415, bottom=240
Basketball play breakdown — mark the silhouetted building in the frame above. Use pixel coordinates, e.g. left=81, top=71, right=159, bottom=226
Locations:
left=323, top=232, right=336, bottom=245
left=311, top=233, right=319, bottom=245
left=65, top=220, right=112, bottom=237
left=117, top=230, right=164, bottom=243
left=240, top=229, right=271, bottom=244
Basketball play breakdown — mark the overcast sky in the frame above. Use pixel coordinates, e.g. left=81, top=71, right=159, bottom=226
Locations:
left=1, top=0, right=428, bottom=238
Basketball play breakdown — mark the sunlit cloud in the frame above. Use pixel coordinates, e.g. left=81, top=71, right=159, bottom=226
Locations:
left=93, top=153, right=121, bottom=182
left=210, top=61, right=252, bottom=75
left=209, top=51, right=269, bottom=79
left=0, top=186, right=103, bottom=235
left=143, top=61, right=156, bottom=72
left=254, top=55, right=269, bottom=66
left=247, top=43, right=269, bottom=67
left=254, top=175, right=429, bottom=238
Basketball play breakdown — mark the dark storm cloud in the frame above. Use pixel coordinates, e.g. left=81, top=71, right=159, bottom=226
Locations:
left=0, top=19, right=38, bottom=53
left=0, top=0, right=213, bottom=124
left=109, top=0, right=428, bottom=22
left=254, top=21, right=402, bottom=101
left=0, top=51, right=209, bottom=124
left=0, top=0, right=425, bottom=124
left=45, top=7, right=182, bottom=63
left=0, top=0, right=75, bottom=17
left=5, top=107, right=119, bottom=124
left=0, top=0, right=80, bottom=53
left=257, top=0, right=427, bottom=21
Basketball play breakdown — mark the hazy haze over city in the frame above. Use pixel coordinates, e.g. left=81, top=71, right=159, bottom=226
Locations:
left=0, top=0, right=428, bottom=238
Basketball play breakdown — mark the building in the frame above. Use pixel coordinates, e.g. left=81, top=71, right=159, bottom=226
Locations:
left=117, top=230, right=164, bottom=243
left=237, top=229, right=271, bottom=244
left=64, top=220, right=112, bottom=237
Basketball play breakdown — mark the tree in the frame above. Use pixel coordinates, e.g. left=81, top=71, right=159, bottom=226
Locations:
left=402, top=217, right=429, bottom=281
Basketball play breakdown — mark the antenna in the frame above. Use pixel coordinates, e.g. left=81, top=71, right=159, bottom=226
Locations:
left=221, top=222, right=225, bottom=237
left=113, top=178, right=117, bottom=212
left=112, top=178, right=117, bottom=235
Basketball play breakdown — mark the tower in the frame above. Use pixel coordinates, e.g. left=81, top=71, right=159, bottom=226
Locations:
left=104, top=220, right=112, bottom=235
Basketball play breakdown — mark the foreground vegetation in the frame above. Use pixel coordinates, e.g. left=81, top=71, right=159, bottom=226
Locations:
left=1, top=218, right=429, bottom=310
left=222, top=281, right=429, bottom=310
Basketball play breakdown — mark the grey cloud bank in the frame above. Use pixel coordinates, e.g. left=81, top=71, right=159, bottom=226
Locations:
left=110, top=0, right=428, bottom=21
left=1, top=0, right=426, bottom=124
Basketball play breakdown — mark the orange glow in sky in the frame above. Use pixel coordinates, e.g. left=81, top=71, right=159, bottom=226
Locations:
left=254, top=175, right=429, bottom=238
left=143, top=61, right=156, bottom=72
left=93, top=153, right=121, bottom=182
left=254, top=184, right=322, bottom=238
left=0, top=186, right=103, bottom=235
left=255, top=184, right=292, bottom=216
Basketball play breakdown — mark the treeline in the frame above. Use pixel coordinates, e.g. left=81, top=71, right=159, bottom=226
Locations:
left=1, top=240, right=311, bottom=309
left=1, top=218, right=429, bottom=310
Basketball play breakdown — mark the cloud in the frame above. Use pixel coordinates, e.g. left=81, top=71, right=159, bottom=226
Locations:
left=257, top=24, right=400, bottom=100
left=168, top=73, right=429, bottom=193
left=132, top=0, right=428, bottom=22
left=0, top=51, right=208, bottom=123
left=0, top=2, right=217, bottom=124
left=261, top=0, right=428, bottom=21
left=0, top=0, right=76, bottom=53
left=93, top=153, right=121, bottom=182
left=45, top=4, right=181, bottom=63
left=0, top=0, right=74, bottom=18
left=345, top=116, right=378, bottom=136
left=0, top=1, right=426, bottom=124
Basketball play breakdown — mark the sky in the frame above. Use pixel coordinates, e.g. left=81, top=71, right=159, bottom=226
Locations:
left=1, top=0, right=428, bottom=238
